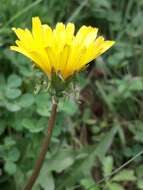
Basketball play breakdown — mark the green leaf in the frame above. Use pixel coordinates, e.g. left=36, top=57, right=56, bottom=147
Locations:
left=137, top=179, right=143, bottom=189
left=22, top=118, right=45, bottom=133
left=5, top=87, right=21, bottom=99
left=36, top=106, right=50, bottom=116
left=7, top=74, right=22, bottom=88
left=35, top=93, right=50, bottom=116
left=80, top=178, right=100, bottom=190
left=59, top=99, right=78, bottom=116
left=91, top=0, right=110, bottom=8
left=5, top=101, right=21, bottom=112
left=102, top=156, right=113, bottom=177
left=112, top=169, right=136, bottom=182
left=129, top=121, right=143, bottom=143
left=6, top=148, right=20, bottom=162
left=19, top=93, right=34, bottom=107
left=37, top=166, right=55, bottom=190
left=96, top=127, right=118, bottom=160
left=14, top=168, right=25, bottom=189
left=35, top=93, right=50, bottom=106
left=47, top=149, right=74, bottom=172
left=4, top=137, right=16, bottom=147
left=53, top=113, right=65, bottom=137
left=107, top=183, right=125, bottom=190
left=4, top=161, right=17, bottom=175
left=129, top=77, right=143, bottom=91
left=136, top=165, right=143, bottom=178
left=19, top=65, right=32, bottom=77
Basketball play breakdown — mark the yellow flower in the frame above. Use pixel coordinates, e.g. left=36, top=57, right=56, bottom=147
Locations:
left=10, top=17, right=115, bottom=80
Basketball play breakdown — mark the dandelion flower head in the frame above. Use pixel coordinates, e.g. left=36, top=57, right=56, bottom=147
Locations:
left=11, top=17, right=115, bottom=80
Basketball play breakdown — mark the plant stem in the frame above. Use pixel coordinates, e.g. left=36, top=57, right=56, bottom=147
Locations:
left=24, top=97, right=58, bottom=190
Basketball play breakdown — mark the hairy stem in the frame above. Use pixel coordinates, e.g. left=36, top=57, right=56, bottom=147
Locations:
left=24, top=98, right=58, bottom=190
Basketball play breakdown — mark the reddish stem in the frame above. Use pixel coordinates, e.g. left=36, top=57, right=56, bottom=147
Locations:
left=24, top=99, right=58, bottom=190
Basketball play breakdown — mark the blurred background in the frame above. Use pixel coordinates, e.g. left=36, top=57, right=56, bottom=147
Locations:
left=0, top=0, right=143, bottom=189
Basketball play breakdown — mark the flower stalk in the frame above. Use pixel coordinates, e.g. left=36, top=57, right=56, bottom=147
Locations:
left=23, top=97, right=58, bottom=190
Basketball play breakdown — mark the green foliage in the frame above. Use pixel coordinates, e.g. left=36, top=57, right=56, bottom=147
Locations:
left=101, top=155, right=136, bottom=190
left=0, top=0, right=143, bottom=190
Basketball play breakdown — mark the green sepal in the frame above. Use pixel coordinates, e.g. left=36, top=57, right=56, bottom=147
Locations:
left=33, top=69, right=78, bottom=98
left=49, top=72, right=73, bottom=97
